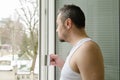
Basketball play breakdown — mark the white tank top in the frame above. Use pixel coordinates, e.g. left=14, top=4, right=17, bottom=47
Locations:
left=60, top=38, right=92, bottom=80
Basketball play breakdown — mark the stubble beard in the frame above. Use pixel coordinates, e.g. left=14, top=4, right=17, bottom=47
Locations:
left=60, top=39, right=65, bottom=42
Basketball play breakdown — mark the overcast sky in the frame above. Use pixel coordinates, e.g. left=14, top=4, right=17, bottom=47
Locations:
left=0, top=0, right=19, bottom=19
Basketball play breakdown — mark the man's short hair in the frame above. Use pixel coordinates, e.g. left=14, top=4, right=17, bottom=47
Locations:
left=58, top=4, right=85, bottom=29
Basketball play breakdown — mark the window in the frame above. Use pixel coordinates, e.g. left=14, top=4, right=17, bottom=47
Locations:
left=0, top=0, right=39, bottom=80
left=55, top=0, right=119, bottom=80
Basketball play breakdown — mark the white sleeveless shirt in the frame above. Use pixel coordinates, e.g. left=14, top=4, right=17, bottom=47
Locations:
left=60, top=38, right=92, bottom=80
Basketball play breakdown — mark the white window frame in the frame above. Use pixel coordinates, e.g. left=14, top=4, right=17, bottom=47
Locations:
left=40, top=0, right=55, bottom=80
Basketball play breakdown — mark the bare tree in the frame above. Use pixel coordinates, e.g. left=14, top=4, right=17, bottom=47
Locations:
left=0, top=18, right=24, bottom=55
left=15, top=0, right=39, bottom=71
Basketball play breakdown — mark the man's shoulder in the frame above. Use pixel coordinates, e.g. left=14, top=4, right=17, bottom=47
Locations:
left=74, top=40, right=104, bottom=80
left=78, top=40, right=100, bottom=52
left=74, top=40, right=102, bottom=61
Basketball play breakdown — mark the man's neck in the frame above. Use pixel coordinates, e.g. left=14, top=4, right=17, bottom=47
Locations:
left=67, top=29, right=89, bottom=45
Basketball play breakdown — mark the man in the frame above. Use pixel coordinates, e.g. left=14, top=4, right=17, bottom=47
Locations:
left=50, top=4, right=104, bottom=80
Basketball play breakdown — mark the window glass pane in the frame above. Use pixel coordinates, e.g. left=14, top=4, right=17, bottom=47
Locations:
left=0, top=0, right=39, bottom=80
left=55, top=0, right=119, bottom=80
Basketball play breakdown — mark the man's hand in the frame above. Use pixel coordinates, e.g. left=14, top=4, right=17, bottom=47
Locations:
left=50, top=54, right=65, bottom=69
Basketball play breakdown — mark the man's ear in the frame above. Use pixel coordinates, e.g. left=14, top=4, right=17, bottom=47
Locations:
left=64, top=18, right=72, bottom=29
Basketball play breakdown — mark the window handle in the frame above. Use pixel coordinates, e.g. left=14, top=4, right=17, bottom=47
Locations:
left=44, top=54, right=50, bottom=66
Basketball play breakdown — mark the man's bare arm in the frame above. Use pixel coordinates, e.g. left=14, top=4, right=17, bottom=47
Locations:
left=76, top=41, right=104, bottom=80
